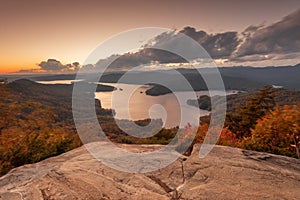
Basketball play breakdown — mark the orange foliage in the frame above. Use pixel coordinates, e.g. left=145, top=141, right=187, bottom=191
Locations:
left=0, top=85, right=80, bottom=175
left=244, top=105, right=300, bottom=157
left=181, top=124, right=241, bottom=147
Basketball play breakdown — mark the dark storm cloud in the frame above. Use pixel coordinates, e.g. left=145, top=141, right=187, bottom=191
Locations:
left=203, top=31, right=240, bottom=58
left=236, top=9, right=300, bottom=57
left=146, top=27, right=240, bottom=59
left=19, top=8, right=300, bottom=74
left=87, top=9, right=300, bottom=70
left=242, top=24, right=265, bottom=37
left=180, top=27, right=240, bottom=58
left=147, top=8, right=300, bottom=62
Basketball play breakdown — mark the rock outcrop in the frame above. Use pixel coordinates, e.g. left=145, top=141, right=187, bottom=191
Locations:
left=0, top=142, right=299, bottom=199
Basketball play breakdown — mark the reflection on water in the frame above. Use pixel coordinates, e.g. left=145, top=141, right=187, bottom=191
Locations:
left=37, top=80, right=232, bottom=128
left=95, top=83, right=230, bottom=128
left=37, top=80, right=82, bottom=84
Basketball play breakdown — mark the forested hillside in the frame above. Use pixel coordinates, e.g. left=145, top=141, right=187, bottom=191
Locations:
left=1, top=80, right=299, bottom=177
left=0, top=80, right=177, bottom=175
left=188, top=87, right=300, bottom=113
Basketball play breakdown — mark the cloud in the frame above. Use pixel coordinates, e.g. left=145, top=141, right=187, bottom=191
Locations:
left=81, top=13, right=300, bottom=71
left=203, top=31, right=240, bottom=58
left=37, top=59, right=80, bottom=72
left=146, top=9, right=300, bottom=65
left=235, top=9, right=300, bottom=57
left=146, top=27, right=240, bottom=59
left=217, top=52, right=300, bottom=67
left=16, top=9, right=300, bottom=74
left=38, top=59, right=65, bottom=71
left=241, top=24, right=265, bottom=38
left=38, top=59, right=81, bottom=72
left=17, top=59, right=81, bottom=73
left=180, top=27, right=240, bottom=58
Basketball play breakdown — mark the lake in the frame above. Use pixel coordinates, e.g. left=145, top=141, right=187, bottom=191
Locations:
left=37, top=80, right=236, bottom=128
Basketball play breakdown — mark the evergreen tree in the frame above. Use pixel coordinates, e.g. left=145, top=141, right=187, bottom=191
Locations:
left=227, top=86, right=275, bottom=138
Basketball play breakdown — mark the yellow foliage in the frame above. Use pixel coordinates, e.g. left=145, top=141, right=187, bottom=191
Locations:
left=0, top=85, right=80, bottom=176
left=246, top=104, right=300, bottom=157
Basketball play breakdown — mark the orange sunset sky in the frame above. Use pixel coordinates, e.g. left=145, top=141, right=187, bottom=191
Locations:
left=1, top=0, right=300, bottom=73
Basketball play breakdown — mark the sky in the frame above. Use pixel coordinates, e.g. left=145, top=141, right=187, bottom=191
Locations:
left=0, top=0, right=300, bottom=73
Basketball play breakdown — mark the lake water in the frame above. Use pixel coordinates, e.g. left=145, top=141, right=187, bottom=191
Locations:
left=37, top=80, right=82, bottom=84
left=38, top=80, right=236, bottom=128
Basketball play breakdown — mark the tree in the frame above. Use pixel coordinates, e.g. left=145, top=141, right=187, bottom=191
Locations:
left=0, top=85, right=80, bottom=175
left=244, top=105, right=300, bottom=158
left=195, top=124, right=241, bottom=147
left=227, top=86, right=275, bottom=138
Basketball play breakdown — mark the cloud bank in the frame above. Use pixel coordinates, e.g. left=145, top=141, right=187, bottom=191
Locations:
left=19, top=8, right=300, bottom=73
left=237, top=9, right=300, bottom=57
left=146, top=8, right=300, bottom=66
left=19, top=59, right=81, bottom=73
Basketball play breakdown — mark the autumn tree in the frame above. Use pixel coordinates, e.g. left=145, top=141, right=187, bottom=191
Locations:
left=0, top=85, right=80, bottom=175
left=243, top=104, right=300, bottom=158
left=195, top=124, right=241, bottom=147
left=227, top=86, right=275, bottom=138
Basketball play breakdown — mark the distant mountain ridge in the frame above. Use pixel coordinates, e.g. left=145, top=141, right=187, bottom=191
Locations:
left=219, top=63, right=300, bottom=90
left=2, top=64, right=299, bottom=96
